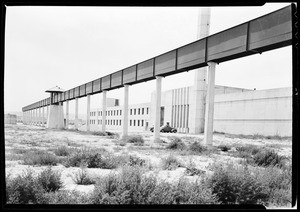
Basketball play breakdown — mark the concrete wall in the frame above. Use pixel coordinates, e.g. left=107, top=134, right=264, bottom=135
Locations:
left=213, top=87, right=292, bottom=136
left=5, top=114, right=17, bottom=124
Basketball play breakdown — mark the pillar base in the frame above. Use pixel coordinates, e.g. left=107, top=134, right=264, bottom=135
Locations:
left=46, top=104, right=64, bottom=129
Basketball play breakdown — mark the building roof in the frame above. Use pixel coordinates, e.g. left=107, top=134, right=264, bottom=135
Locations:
left=45, top=86, right=65, bottom=93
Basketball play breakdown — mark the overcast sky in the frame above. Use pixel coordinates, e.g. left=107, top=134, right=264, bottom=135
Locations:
left=4, top=3, right=293, bottom=115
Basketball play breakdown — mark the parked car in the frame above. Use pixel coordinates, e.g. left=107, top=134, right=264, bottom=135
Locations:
left=150, top=123, right=177, bottom=133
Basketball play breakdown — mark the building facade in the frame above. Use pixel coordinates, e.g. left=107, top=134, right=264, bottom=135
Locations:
left=88, top=85, right=292, bottom=137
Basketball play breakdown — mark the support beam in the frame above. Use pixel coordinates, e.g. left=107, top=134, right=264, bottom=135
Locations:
left=153, top=76, right=162, bottom=142
left=46, top=102, right=64, bottom=129
left=66, top=100, right=69, bottom=129
left=204, top=62, right=216, bottom=148
left=121, top=84, right=129, bottom=138
left=102, top=90, right=107, bottom=132
left=86, top=95, right=91, bottom=132
left=75, top=98, right=79, bottom=130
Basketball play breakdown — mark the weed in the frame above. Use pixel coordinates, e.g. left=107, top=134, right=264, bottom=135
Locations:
left=6, top=169, right=44, bottom=204
left=166, top=137, right=186, bottom=150
left=252, top=149, right=287, bottom=168
left=122, top=135, right=144, bottom=146
left=188, top=141, right=207, bottom=154
left=161, top=155, right=183, bottom=170
left=53, top=146, right=75, bottom=156
left=218, top=145, right=231, bottom=152
left=127, top=155, right=146, bottom=167
left=37, top=166, right=63, bottom=192
left=208, top=163, right=269, bottom=204
left=38, top=190, right=92, bottom=204
left=72, top=168, right=95, bottom=185
left=23, top=150, right=59, bottom=166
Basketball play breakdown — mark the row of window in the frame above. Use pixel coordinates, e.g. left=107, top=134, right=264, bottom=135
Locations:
left=89, top=119, right=146, bottom=127
left=90, top=107, right=150, bottom=117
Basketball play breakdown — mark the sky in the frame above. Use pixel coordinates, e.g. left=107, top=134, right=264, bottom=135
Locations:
left=4, top=2, right=294, bottom=115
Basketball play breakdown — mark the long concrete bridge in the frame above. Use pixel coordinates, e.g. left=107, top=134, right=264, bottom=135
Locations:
left=22, top=4, right=296, bottom=146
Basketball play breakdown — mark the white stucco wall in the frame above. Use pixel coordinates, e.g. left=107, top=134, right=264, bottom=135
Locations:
left=213, top=87, right=292, bottom=136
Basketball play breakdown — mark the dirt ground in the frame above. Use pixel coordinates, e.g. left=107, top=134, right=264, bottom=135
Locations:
left=4, top=123, right=292, bottom=199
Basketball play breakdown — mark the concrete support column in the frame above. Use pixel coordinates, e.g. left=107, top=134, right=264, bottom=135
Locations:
left=102, top=90, right=107, bottom=132
left=153, top=76, right=162, bottom=142
left=121, top=84, right=129, bottom=138
left=42, top=107, right=45, bottom=127
left=204, top=62, right=217, bottom=147
left=66, top=100, right=69, bottom=129
left=75, top=98, right=79, bottom=130
left=86, top=95, right=91, bottom=132
left=46, top=102, right=64, bottom=129
left=34, top=109, right=37, bottom=125
left=38, top=107, right=41, bottom=126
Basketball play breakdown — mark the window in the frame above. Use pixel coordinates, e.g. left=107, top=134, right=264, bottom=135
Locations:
left=98, top=111, right=100, bottom=116
left=116, top=120, right=118, bottom=125
left=137, top=120, right=140, bottom=126
left=113, top=120, right=115, bottom=125
left=116, top=110, right=118, bottom=116
left=138, top=108, right=140, bottom=115
left=141, top=120, right=144, bottom=126
left=133, top=120, right=136, bottom=126
left=130, top=120, right=132, bottom=126
left=98, top=120, right=100, bottom=125
left=134, top=109, right=136, bottom=115
left=142, top=108, right=144, bottom=114
left=120, top=120, right=121, bottom=125
left=130, top=109, right=132, bottom=115
left=120, top=110, right=122, bottom=116
left=101, top=111, right=102, bottom=116
left=147, top=107, right=149, bottom=114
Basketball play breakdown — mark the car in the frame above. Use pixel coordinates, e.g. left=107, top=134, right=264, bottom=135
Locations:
left=150, top=123, right=177, bottom=133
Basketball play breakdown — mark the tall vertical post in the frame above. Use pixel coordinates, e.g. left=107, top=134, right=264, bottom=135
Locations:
left=42, top=107, right=45, bottom=126
left=86, top=95, right=91, bottom=132
left=204, top=62, right=216, bottom=147
left=154, top=76, right=162, bottom=142
left=66, top=100, right=69, bottom=129
left=102, top=90, right=107, bottom=132
left=190, top=8, right=211, bottom=134
left=38, top=107, right=41, bottom=126
left=75, top=98, right=79, bottom=130
left=121, top=84, right=129, bottom=138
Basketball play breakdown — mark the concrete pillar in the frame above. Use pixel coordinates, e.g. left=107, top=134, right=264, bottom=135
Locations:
left=102, top=90, right=107, bottom=132
left=121, top=84, right=129, bottom=138
left=47, top=102, right=64, bottom=129
left=66, top=100, right=69, bottom=129
left=75, top=98, right=79, bottom=130
left=86, top=95, right=91, bottom=132
left=38, top=107, right=41, bottom=126
left=189, top=8, right=211, bottom=134
left=204, top=62, right=216, bottom=147
left=42, top=107, right=45, bottom=126
left=153, top=76, right=162, bottom=141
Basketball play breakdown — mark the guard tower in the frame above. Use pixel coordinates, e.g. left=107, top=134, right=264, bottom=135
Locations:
left=45, top=86, right=65, bottom=129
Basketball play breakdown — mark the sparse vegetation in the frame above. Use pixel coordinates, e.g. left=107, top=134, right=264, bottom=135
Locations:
left=161, top=155, right=183, bottom=170
left=122, top=135, right=144, bottom=145
left=37, top=166, right=63, bottom=192
left=5, top=124, right=292, bottom=206
left=91, top=165, right=218, bottom=204
left=188, top=141, right=207, bottom=154
left=252, top=149, right=287, bottom=168
left=23, top=150, right=59, bottom=166
left=166, top=137, right=186, bottom=150
left=72, top=168, right=96, bottom=185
